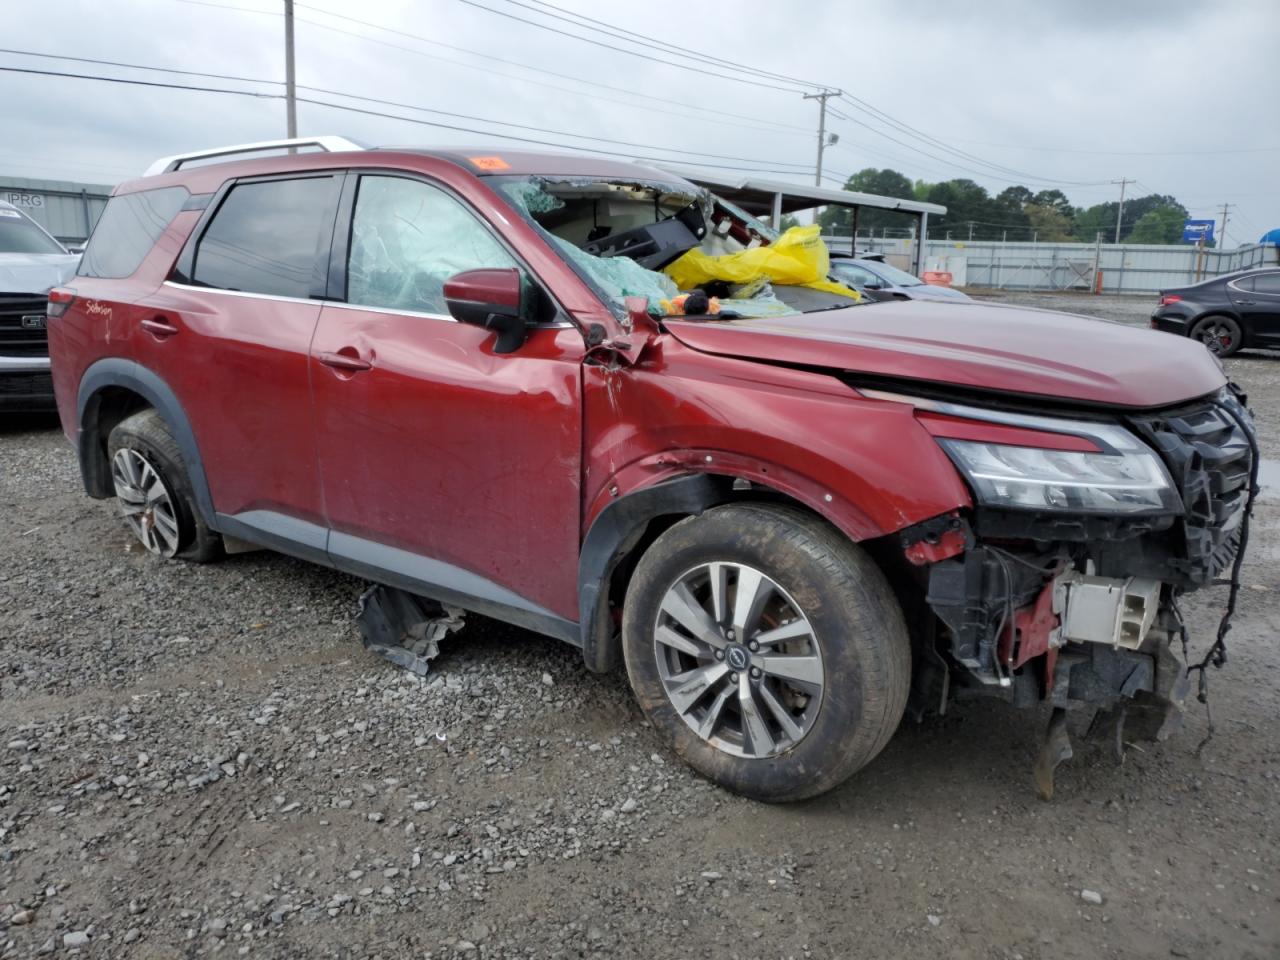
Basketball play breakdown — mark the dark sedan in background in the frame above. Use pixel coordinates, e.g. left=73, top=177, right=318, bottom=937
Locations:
left=1151, top=267, right=1280, bottom=357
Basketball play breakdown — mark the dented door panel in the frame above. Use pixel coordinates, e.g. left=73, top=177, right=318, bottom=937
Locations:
left=311, top=312, right=585, bottom=622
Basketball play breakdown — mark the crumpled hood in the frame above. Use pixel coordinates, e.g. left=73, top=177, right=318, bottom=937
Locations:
left=664, top=299, right=1226, bottom=408
left=0, top=253, right=80, bottom=296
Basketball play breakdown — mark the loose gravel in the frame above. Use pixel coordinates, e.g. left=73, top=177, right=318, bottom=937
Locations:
left=0, top=291, right=1277, bottom=958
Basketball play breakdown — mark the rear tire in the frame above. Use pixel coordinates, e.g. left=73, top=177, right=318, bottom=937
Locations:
left=107, top=409, right=222, bottom=563
left=1190, top=314, right=1243, bottom=357
left=621, top=503, right=910, bottom=802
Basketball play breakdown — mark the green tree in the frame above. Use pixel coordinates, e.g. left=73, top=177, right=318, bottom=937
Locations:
left=925, top=179, right=1005, bottom=240
left=1024, top=203, right=1075, bottom=241
left=1127, top=204, right=1187, bottom=244
left=1075, top=194, right=1188, bottom=243
left=992, top=187, right=1034, bottom=238
left=818, top=168, right=917, bottom=236
left=1031, top=189, right=1075, bottom=221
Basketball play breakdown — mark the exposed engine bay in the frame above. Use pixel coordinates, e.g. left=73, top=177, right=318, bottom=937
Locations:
left=492, top=175, right=864, bottom=319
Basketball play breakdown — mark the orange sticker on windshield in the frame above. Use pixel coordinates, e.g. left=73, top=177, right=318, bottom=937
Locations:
left=469, top=155, right=510, bottom=170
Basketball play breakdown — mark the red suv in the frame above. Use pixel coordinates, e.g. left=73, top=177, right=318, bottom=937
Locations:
left=47, top=138, right=1256, bottom=801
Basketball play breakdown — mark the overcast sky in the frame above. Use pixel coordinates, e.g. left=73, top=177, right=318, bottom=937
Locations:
left=3, top=0, right=1277, bottom=245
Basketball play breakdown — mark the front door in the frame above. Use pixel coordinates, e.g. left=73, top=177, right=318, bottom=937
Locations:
left=310, top=173, right=585, bottom=626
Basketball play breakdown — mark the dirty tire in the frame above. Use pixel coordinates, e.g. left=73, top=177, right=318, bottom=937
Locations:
left=107, top=408, right=223, bottom=563
left=622, top=503, right=910, bottom=802
left=1190, top=314, right=1243, bottom=357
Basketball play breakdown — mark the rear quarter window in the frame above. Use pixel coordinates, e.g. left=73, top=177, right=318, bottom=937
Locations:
left=78, top=186, right=189, bottom=279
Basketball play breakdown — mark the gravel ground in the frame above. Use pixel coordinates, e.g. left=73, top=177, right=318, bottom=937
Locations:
left=1, top=291, right=1278, bottom=958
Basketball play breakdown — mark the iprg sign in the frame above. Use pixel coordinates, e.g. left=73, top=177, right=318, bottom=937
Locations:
left=1, top=192, right=45, bottom=208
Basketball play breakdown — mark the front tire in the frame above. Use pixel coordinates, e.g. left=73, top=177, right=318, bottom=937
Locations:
left=1190, top=315, right=1243, bottom=357
left=621, top=504, right=910, bottom=802
left=108, top=409, right=222, bottom=562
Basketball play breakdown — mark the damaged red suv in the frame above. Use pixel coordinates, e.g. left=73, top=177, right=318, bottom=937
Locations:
left=47, top=138, right=1257, bottom=802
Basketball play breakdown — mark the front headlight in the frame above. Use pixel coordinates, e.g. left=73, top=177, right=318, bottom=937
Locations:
left=939, top=431, right=1180, bottom=515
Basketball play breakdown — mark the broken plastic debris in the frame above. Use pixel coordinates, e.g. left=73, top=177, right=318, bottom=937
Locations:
left=355, top=584, right=465, bottom=677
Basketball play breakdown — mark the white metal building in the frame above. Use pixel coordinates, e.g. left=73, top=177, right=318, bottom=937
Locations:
left=0, top=176, right=113, bottom=245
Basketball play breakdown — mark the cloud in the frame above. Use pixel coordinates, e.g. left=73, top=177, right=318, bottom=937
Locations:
left=2, top=0, right=1276, bottom=240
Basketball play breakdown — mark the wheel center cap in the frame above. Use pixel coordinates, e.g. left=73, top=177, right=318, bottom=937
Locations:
left=725, top=644, right=750, bottom=671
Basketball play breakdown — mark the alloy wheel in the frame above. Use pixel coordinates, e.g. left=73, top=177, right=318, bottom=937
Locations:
left=652, top=562, right=824, bottom=759
left=111, top=448, right=181, bottom=557
left=1196, top=320, right=1233, bottom=355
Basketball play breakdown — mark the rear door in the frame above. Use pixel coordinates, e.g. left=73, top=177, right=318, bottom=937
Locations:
left=309, top=171, right=585, bottom=626
left=1230, top=272, right=1280, bottom=344
left=141, top=173, right=341, bottom=553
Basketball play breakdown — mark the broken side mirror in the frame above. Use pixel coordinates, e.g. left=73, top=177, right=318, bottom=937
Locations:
left=443, top=267, right=533, bottom=354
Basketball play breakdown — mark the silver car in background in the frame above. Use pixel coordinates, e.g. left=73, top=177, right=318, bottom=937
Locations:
left=830, top=256, right=972, bottom=303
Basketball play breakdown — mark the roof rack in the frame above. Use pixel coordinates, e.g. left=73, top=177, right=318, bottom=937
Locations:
left=143, top=136, right=365, bottom=177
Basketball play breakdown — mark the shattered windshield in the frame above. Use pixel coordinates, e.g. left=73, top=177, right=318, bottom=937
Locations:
left=490, top=176, right=862, bottom=320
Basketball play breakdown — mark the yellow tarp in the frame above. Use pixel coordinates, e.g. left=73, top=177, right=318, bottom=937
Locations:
left=662, top=225, right=861, bottom=300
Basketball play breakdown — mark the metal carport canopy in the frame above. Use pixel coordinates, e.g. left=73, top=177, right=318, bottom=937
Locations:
left=659, top=169, right=946, bottom=273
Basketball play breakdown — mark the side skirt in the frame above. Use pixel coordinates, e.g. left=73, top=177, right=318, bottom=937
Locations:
left=215, top=510, right=581, bottom=647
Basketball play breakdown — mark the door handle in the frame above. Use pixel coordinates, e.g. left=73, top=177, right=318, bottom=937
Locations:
left=317, top=350, right=372, bottom=372
left=141, top=317, right=179, bottom=339
left=1236, top=299, right=1255, bottom=305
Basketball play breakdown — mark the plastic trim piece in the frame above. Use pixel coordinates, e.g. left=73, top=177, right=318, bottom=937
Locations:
left=577, top=474, right=729, bottom=672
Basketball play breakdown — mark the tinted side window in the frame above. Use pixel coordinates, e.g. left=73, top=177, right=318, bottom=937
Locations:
left=193, top=177, right=336, bottom=298
left=1233, top=277, right=1256, bottom=292
left=1252, top=273, right=1280, bottom=296
left=347, top=176, right=517, bottom=314
left=78, top=187, right=188, bottom=278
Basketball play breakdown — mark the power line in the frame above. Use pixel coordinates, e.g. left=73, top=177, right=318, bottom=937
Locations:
left=0, top=61, right=831, bottom=177
left=0, top=46, right=280, bottom=87
left=832, top=98, right=1110, bottom=188
left=0, top=64, right=282, bottom=99
left=297, top=84, right=815, bottom=167
left=292, top=96, right=823, bottom=175
left=453, top=0, right=812, bottom=95
left=499, top=0, right=826, bottom=90
left=826, top=106, right=1107, bottom=188
left=182, top=0, right=816, bottom=139
left=949, top=137, right=1280, bottom=157
left=0, top=50, right=816, bottom=168
left=291, top=3, right=812, bottom=134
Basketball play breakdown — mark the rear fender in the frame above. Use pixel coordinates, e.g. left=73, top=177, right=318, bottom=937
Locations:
left=76, top=358, right=216, bottom=526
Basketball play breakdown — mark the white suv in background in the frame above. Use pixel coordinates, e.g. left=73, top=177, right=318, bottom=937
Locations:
left=0, top=199, right=80, bottom=411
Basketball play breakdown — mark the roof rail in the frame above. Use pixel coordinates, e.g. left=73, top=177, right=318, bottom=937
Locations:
left=143, top=136, right=365, bottom=177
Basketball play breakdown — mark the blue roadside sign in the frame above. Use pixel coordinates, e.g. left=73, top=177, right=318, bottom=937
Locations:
left=1182, top=219, right=1215, bottom=244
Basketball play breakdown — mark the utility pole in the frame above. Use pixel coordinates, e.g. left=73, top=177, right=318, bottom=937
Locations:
left=284, top=0, right=297, bottom=139
left=967, top=221, right=975, bottom=241
left=1218, top=202, right=1233, bottom=250
left=802, top=89, right=840, bottom=187
left=1111, top=177, right=1134, bottom=244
